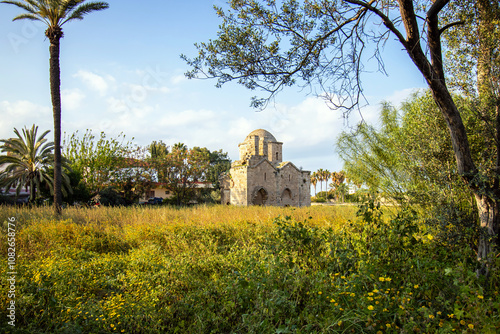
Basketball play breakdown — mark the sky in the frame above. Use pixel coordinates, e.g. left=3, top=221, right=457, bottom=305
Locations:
left=0, top=0, right=428, bottom=177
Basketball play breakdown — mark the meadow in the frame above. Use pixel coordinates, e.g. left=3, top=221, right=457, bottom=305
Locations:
left=0, top=204, right=498, bottom=333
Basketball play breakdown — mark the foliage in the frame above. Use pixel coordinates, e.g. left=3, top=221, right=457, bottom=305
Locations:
left=337, top=91, right=478, bottom=209
left=64, top=130, right=153, bottom=204
left=442, top=0, right=500, bottom=103
left=93, top=186, right=126, bottom=207
left=0, top=125, right=71, bottom=202
left=204, top=148, right=232, bottom=190
left=0, top=204, right=498, bottom=333
left=182, top=0, right=391, bottom=110
left=148, top=144, right=212, bottom=206
left=329, top=171, right=346, bottom=202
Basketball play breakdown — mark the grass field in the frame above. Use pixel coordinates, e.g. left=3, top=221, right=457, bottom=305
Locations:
left=0, top=204, right=498, bottom=333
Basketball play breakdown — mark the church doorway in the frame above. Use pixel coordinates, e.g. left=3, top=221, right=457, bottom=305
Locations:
left=252, top=188, right=268, bottom=205
left=282, top=188, right=292, bottom=206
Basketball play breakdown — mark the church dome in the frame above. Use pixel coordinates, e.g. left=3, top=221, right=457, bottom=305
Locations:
left=245, top=129, right=277, bottom=142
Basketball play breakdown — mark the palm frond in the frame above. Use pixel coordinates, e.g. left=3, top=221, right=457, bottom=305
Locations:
left=61, top=1, right=108, bottom=25
left=60, top=0, right=85, bottom=16
left=12, top=13, right=43, bottom=22
left=1, top=0, right=38, bottom=15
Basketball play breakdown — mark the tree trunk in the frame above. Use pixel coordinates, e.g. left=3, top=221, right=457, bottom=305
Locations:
left=475, top=194, right=500, bottom=277
left=29, top=178, right=35, bottom=203
left=48, top=29, right=63, bottom=215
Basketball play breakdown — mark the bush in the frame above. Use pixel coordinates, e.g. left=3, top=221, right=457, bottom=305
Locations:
left=0, top=204, right=498, bottom=333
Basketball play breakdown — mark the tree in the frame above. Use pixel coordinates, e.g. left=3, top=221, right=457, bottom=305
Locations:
left=337, top=91, right=476, bottom=207
left=316, top=168, right=325, bottom=193
left=2, top=0, right=109, bottom=214
left=184, top=0, right=499, bottom=276
left=322, top=169, right=331, bottom=192
left=149, top=140, right=169, bottom=159
left=330, top=171, right=346, bottom=201
left=337, top=104, right=412, bottom=202
left=149, top=144, right=211, bottom=206
left=0, top=125, right=71, bottom=202
left=310, top=172, right=318, bottom=196
left=64, top=130, right=153, bottom=204
left=203, top=148, right=231, bottom=189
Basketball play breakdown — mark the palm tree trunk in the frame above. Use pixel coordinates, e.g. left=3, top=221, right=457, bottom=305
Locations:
left=29, top=178, right=35, bottom=203
left=48, top=31, right=63, bottom=214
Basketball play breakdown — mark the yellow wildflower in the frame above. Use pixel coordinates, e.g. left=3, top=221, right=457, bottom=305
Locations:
left=367, top=305, right=374, bottom=310
left=468, top=324, right=474, bottom=329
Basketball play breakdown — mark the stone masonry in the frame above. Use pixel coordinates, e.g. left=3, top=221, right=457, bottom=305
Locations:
left=220, top=129, right=311, bottom=207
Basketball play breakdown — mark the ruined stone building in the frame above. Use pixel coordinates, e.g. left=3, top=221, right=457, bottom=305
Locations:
left=220, top=129, right=311, bottom=207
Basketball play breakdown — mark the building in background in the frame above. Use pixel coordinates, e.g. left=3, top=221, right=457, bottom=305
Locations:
left=221, top=129, right=310, bottom=207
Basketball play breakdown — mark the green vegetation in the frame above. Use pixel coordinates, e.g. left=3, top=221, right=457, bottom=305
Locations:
left=0, top=125, right=71, bottom=204
left=1, top=204, right=498, bottom=333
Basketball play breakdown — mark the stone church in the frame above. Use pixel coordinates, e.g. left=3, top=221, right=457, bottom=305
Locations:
left=220, top=129, right=311, bottom=207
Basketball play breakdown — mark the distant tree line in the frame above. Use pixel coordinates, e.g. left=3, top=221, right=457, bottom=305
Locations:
left=0, top=128, right=231, bottom=207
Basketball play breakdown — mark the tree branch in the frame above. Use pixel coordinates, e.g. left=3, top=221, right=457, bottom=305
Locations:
left=439, top=21, right=465, bottom=35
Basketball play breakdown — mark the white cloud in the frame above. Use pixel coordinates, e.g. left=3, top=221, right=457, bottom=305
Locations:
left=171, top=74, right=187, bottom=85
left=124, top=83, right=170, bottom=97
left=74, top=70, right=113, bottom=96
left=159, top=109, right=216, bottom=127
left=0, top=100, right=52, bottom=140
left=62, top=89, right=85, bottom=111
left=383, top=87, right=422, bottom=107
left=1, top=100, right=49, bottom=117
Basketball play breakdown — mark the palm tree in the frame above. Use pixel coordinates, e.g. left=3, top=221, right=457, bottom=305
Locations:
left=1, top=0, right=109, bottom=213
left=316, top=168, right=325, bottom=193
left=322, top=169, right=331, bottom=192
left=0, top=125, right=71, bottom=202
left=310, top=172, right=318, bottom=197
left=172, top=142, right=188, bottom=153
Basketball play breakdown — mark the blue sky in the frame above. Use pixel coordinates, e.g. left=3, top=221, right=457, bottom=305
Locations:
left=0, top=0, right=427, bottom=175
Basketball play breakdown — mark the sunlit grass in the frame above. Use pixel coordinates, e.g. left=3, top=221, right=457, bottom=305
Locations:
left=0, top=204, right=498, bottom=333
